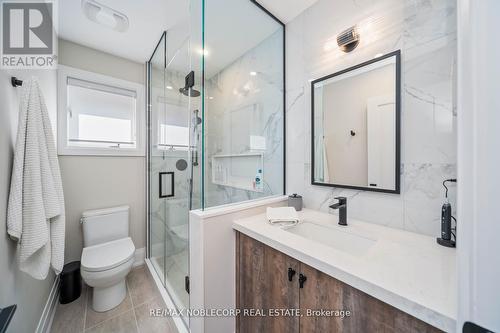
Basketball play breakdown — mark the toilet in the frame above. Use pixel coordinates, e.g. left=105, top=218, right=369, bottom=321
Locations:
left=80, top=206, right=135, bottom=312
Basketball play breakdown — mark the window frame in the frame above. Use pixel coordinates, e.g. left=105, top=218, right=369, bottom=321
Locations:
left=57, top=65, right=145, bottom=156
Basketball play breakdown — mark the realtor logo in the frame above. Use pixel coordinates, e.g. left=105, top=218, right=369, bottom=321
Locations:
left=1, top=0, right=57, bottom=69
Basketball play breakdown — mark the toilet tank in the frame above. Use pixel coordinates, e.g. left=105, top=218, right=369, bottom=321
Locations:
left=81, top=206, right=130, bottom=247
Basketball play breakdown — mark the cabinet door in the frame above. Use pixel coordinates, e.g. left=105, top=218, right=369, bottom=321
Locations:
left=299, top=263, right=344, bottom=332
left=299, top=262, right=443, bottom=333
left=237, top=232, right=300, bottom=333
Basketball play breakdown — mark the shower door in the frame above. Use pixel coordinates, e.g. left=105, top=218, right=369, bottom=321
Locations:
left=148, top=32, right=168, bottom=288
left=147, top=12, right=201, bottom=325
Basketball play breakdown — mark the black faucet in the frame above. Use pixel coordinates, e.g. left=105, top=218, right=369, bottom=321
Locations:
left=329, top=197, right=347, bottom=226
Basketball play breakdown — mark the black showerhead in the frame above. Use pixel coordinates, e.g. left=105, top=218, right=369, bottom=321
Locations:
left=179, top=87, right=201, bottom=97
left=180, top=71, right=200, bottom=97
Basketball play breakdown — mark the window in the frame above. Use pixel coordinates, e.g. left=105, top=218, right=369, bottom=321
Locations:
left=58, top=66, right=144, bottom=156
left=155, top=101, right=189, bottom=151
left=159, top=124, right=189, bottom=148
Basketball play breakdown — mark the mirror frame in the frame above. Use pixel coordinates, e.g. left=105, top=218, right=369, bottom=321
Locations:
left=310, top=49, right=401, bottom=194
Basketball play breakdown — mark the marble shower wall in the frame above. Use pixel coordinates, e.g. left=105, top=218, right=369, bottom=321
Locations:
left=286, top=0, right=457, bottom=236
left=204, top=30, right=284, bottom=208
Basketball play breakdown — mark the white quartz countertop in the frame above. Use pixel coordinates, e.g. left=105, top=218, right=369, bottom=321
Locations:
left=233, top=209, right=456, bottom=332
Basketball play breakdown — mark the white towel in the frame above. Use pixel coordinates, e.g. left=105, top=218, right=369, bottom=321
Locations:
left=7, top=77, right=65, bottom=280
left=266, top=207, right=299, bottom=227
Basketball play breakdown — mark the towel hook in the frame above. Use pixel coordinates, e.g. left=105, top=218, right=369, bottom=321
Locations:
left=11, top=77, right=23, bottom=87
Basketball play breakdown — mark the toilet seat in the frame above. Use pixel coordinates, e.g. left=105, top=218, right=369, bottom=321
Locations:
left=81, top=237, right=135, bottom=272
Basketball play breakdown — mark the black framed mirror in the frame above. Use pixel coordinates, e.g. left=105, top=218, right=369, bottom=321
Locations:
left=311, top=50, right=401, bottom=194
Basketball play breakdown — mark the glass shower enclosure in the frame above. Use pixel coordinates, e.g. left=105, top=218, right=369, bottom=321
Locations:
left=146, top=2, right=202, bottom=325
left=146, top=0, right=284, bottom=330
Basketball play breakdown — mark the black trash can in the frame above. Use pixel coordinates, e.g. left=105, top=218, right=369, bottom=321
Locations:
left=59, top=261, right=82, bottom=304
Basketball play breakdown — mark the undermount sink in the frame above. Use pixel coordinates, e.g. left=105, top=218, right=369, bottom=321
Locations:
left=285, top=221, right=377, bottom=257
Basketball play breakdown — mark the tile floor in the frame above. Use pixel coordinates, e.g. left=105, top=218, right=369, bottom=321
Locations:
left=51, top=265, right=178, bottom=333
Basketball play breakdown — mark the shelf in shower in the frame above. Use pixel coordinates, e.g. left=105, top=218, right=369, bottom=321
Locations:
left=211, top=153, right=264, bottom=193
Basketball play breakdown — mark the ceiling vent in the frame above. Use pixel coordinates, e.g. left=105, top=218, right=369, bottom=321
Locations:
left=81, top=0, right=129, bottom=32
left=337, top=25, right=360, bottom=52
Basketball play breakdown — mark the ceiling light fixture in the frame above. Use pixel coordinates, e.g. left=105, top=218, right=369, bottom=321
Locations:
left=81, top=0, right=129, bottom=32
left=166, top=86, right=173, bottom=90
left=250, top=71, right=257, bottom=76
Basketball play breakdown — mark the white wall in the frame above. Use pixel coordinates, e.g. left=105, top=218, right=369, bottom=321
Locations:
left=457, top=0, right=500, bottom=331
left=0, top=69, right=57, bottom=332
left=58, top=39, right=144, bottom=84
left=286, top=0, right=457, bottom=237
left=57, top=39, right=146, bottom=263
left=59, top=156, right=146, bottom=262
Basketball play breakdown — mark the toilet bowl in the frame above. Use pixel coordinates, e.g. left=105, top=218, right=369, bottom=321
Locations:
left=80, top=206, right=135, bottom=312
left=81, top=237, right=135, bottom=312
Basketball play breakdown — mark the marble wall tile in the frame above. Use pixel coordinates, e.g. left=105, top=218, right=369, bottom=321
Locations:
left=149, top=154, right=190, bottom=229
left=286, top=86, right=306, bottom=164
left=286, top=0, right=457, bottom=237
left=204, top=30, right=285, bottom=208
left=403, top=163, right=457, bottom=236
left=403, top=43, right=457, bottom=165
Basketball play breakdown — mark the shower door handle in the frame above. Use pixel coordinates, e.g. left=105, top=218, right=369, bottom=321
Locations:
left=159, top=172, right=174, bottom=198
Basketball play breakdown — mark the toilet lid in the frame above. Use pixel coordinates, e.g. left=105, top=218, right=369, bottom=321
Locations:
left=81, top=237, right=135, bottom=272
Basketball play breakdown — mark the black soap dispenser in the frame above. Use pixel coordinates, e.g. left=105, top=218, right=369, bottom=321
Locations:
left=437, top=179, right=457, bottom=248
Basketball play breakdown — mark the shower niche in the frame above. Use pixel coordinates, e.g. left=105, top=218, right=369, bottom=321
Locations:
left=211, top=153, right=264, bottom=192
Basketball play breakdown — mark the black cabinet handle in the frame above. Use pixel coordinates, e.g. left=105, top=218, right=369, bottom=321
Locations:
left=288, top=267, right=296, bottom=282
left=299, top=273, right=307, bottom=288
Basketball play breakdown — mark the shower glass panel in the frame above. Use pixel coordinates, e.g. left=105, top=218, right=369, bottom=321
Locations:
left=202, top=0, right=285, bottom=209
left=148, top=32, right=167, bottom=286
left=147, top=0, right=202, bottom=325
left=147, top=0, right=283, bottom=329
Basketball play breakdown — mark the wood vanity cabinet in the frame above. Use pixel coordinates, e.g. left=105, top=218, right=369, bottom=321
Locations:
left=236, top=231, right=300, bottom=333
left=236, top=232, right=442, bottom=333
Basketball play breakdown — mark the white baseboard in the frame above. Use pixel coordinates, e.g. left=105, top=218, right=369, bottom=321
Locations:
left=36, top=275, right=60, bottom=333
left=133, top=247, right=146, bottom=267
